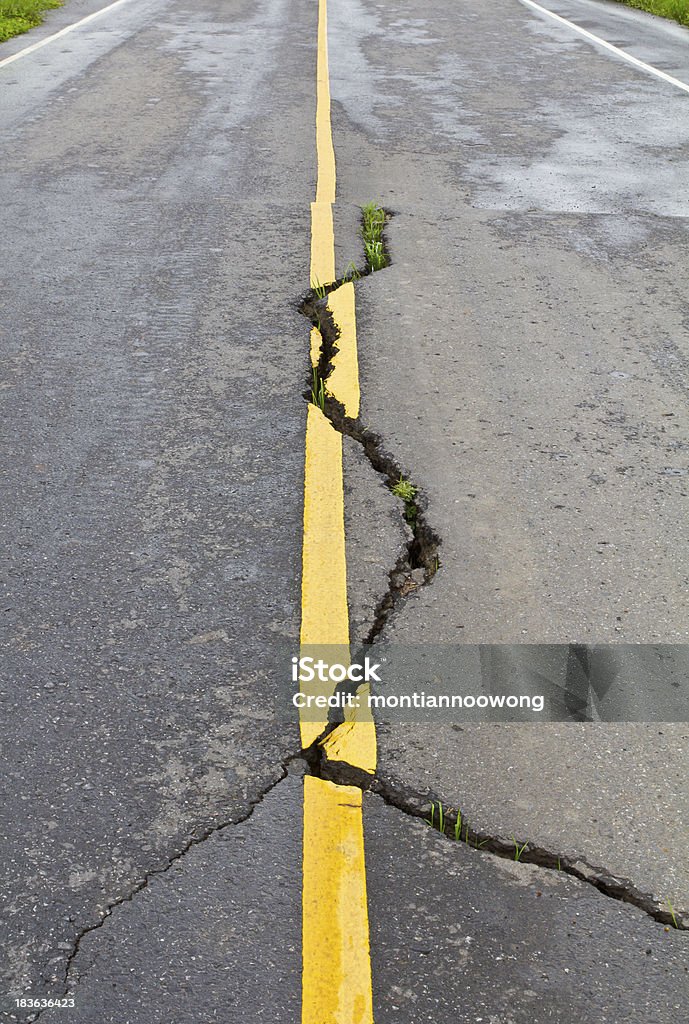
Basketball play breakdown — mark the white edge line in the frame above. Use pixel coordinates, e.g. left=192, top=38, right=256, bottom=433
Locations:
left=0, top=0, right=131, bottom=70
left=521, top=0, right=689, bottom=95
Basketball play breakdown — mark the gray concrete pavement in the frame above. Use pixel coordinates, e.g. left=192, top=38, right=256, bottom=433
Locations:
left=38, top=766, right=305, bottom=1024
left=3, top=0, right=689, bottom=1020
left=35, top=781, right=689, bottom=1024
left=365, top=795, right=688, bottom=1023
left=328, top=0, right=689, bottom=944
left=376, top=721, right=689, bottom=918
left=343, top=436, right=409, bottom=646
left=1, top=0, right=314, bottom=1015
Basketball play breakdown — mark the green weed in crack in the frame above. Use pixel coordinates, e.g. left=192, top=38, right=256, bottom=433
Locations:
left=360, top=202, right=389, bottom=272
left=426, top=800, right=445, bottom=833
left=344, top=261, right=362, bottom=282
left=426, top=801, right=528, bottom=860
left=372, top=776, right=688, bottom=929
left=311, top=366, right=326, bottom=411
left=304, top=202, right=390, bottom=309
left=513, top=838, right=529, bottom=862
left=311, top=278, right=328, bottom=299
left=391, top=474, right=419, bottom=529
left=453, top=809, right=463, bottom=842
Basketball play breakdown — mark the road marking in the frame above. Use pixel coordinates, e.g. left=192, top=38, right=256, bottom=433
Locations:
left=309, top=0, right=337, bottom=288
left=302, top=777, right=374, bottom=1024
left=299, top=405, right=349, bottom=750
left=300, top=1, right=377, bottom=1020
left=320, top=714, right=377, bottom=776
left=327, top=282, right=360, bottom=418
left=315, top=0, right=336, bottom=205
left=521, top=0, right=689, bottom=95
left=0, top=0, right=132, bottom=70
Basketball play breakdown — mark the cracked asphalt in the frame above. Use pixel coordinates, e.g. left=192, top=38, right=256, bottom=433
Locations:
left=330, top=0, right=689, bottom=975
left=1, top=0, right=311, bottom=1015
left=1, top=0, right=688, bottom=1021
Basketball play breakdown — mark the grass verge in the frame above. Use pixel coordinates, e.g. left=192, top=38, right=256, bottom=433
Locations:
left=0, top=0, right=62, bottom=44
left=613, top=0, right=689, bottom=27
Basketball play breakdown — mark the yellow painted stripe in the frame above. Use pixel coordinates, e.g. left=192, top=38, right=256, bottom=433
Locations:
left=300, top=1, right=377, bottom=1019
left=327, top=281, right=360, bottom=418
left=302, top=777, right=374, bottom=1024
left=320, top=711, right=377, bottom=776
left=299, top=407, right=348, bottom=648
left=310, top=326, right=322, bottom=368
left=310, top=0, right=336, bottom=289
left=299, top=405, right=349, bottom=748
left=315, top=0, right=336, bottom=204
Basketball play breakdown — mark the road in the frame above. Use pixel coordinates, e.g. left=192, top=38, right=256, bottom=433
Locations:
left=0, top=0, right=687, bottom=1021
left=0, top=0, right=310, bottom=1016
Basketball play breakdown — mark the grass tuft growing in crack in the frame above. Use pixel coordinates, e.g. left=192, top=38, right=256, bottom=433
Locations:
left=391, top=475, right=419, bottom=529
left=311, top=278, right=328, bottom=299
left=344, top=261, right=362, bottom=282
left=297, top=201, right=440, bottom=644
left=426, top=800, right=445, bottom=833
left=360, top=202, right=389, bottom=272
left=666, top=900, right=679, bottom=929
left=302, top=201, right=391, bottom=302
left=311, top=366, right=326, bottom=411
left=454, top=809, right=463, bottom=842
left=372, top=778, right=688, bottom=929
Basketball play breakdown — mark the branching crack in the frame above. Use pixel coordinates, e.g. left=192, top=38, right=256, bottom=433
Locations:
left=311, top=754, right=688, bottom=931
left=28, top=207, right=437, bottom=1021
left=295, top=208, right=689, bottom=932
left=30, top=756, right=304, bottom=1021
left=294, top=207, right=689, bottom=938
left=299, top=208, right=442, bottom=645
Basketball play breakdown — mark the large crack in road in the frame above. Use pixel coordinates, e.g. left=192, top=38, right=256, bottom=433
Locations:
left=297, top=204, right=688, bottom=934
left=298, top=207, right=442, bottom=646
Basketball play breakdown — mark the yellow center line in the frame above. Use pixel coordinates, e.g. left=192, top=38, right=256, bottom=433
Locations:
left=300, top=1, right=377, bottom=1020
left=327, top=282, right=360, bottom=419
left=310, top=201, right=336, bottom=290
left=310, top=0, right=336, bottom=290
left=299, top=403, right=349, bottom=749
left=302, top=778, right=374, bottom=1024
left=315, top=0, right=336, bottom=205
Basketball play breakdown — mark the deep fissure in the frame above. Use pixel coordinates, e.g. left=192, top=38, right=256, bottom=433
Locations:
left=296, top=209, right=686, bottom=935
left=306, top=752, right=687, bottom=932
left=299, top=208, right=441, bottom=646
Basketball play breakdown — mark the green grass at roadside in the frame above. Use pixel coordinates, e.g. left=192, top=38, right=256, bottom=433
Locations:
left=614, top=0, right=689, bottom=28
left=0, top=0, right=63, bottom=43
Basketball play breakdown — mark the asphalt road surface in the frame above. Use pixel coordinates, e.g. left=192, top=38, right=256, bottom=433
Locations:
left=329, top=0, right=689, bottom=968
left=1, top=0, right=310, bottom=1014
left=1, top=0, right=688, bottom=1021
